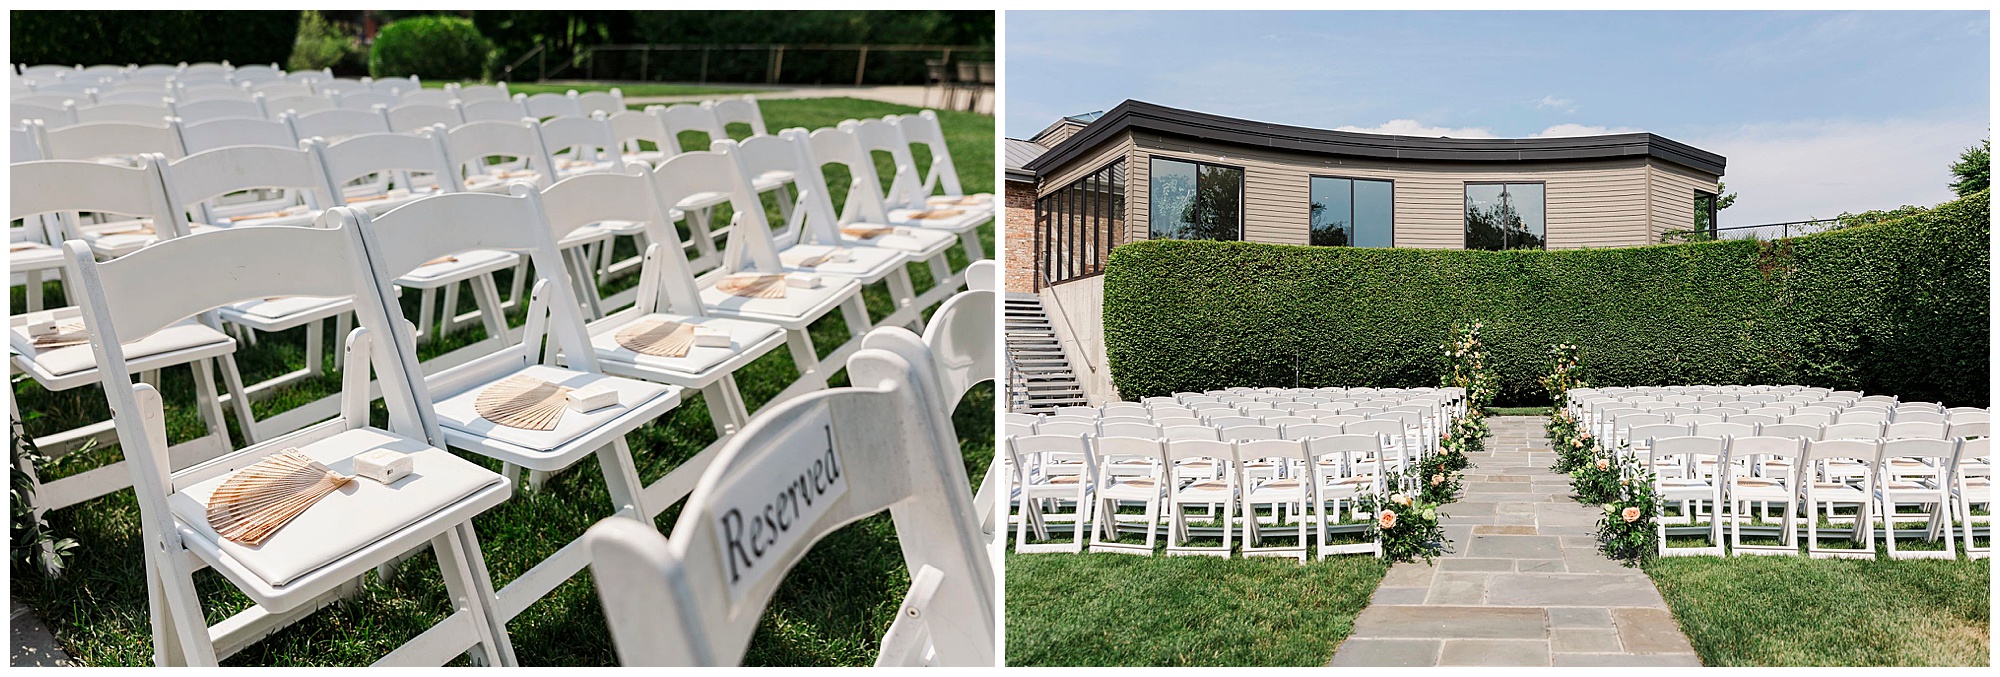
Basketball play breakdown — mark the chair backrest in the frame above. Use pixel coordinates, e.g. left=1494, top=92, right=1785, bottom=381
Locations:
left=451, top=82, right=511, bottom=103
left=576, top=88, right=625, bottom=117
left=1205, top=415, right=1257, bottom=429
left=1314, top=413, right=1364, bottom=427
left=333, top=89, right=400, bottom=111
left=1804, top=438, right=1880, bottom=470
left=385, top=101, right=462, bottom=132
left=1878, top=437, right=1955, bottom=466
left=1946, top=420, right=1989, bottom=439
left=1883, top=420, right=1946, bottom=439
left=1094, top=435, right=1164, bottom=467
left=1673, top=413, right=1725, bottom=426
left=890, top=110, right=969, bottom=198
left=459, top=95, right=529, bottom=123
left=12, top=157, right=175, bottom=243
left=1098, top=422, right=1161, bottom=439
left=440, top=119, right=558, bottom=189
left=524, top=91, right=582, bottom=119
left=608, top=108, right=673, bottom=157
left=263, top=94, right=335, bottom=116
left=650, top=140, right=786, bottom=275
left=1281, top=423, right=1342, bottom=441
left=370, top=75, right=421, bottom=93
left=1820, top=421, right=1883, bottom=441
left=341, top=186, right=599, bottom=443
left=315, top=130, right=457, bottom=202
left=175, top=115, right=297, bottom=154
left=1727, top=436, right=1803, bottom=475
left=1236, top=437, right=1306, bottom=466
left=75, top=101, right=172, bottom=124
left=1163, top=425, right=1220, bottom=441
left=1032, top=420, right=1094, bottom=437
left=709, top=96, right=767, bottom=137
left=160, top=143, right=336, bottom=229
left=538, top=112, right=619, bottom=167
left=643, top=103, right=720, bottom=156
left=1757, top=422, right=1820, bottom=440
left=11, top=100, right=77, bottom=128
left=1725, top=413, right=1779, bottom=427
left=1222, top=425, right=1280, bottom=442
left=90, top=88, right=171, bottom=105
left=1693, top=421, right=1756, bottom=439
left=1308, top=433, right=1387, bottom=477
left=587, top=344, right=992, bottom=665
left=1649, top=435, right=1725, bottom=467
left=1152, top=417, right=1201, bottom=428
left=1241, top=407, right=1286, bottom=419
left=844, top=116, right=931, bottom=210
left=398, top=88, right=456, bottom=106
left=1166, top=438, right=1236, bottom=467
left=171, top=82, right=253, bottom=103
left=1629, top=423, right=1690, bottom=445
left=539, top=163, right=701, bottom=316
left=1835, top=409, right=1890, bottom=425
left=288, top=68, right=335, bottom=86
left=251, top=81, right=314, bottom=98
left=21, top=64, right=79, bottom=80
left=33, top=119, right=187, bottom=161
left=167, top=95, right=266, bottom=124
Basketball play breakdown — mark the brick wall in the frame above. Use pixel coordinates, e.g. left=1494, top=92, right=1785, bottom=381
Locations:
left=1003, top=178, right=1037, bottom=293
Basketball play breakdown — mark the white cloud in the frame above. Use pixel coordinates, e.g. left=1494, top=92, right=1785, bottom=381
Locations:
left=1531, top=123, right=1641, bottom=138
left=1534, top=95, right=1578, bottom=113
left=1333, top=119, right=1497, bottom=138
left=1684, top=115, right=1984, bottom=228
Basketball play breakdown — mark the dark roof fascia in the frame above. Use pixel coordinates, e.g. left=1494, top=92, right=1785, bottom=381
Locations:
left=1021, top=99, right=1727, bottom=177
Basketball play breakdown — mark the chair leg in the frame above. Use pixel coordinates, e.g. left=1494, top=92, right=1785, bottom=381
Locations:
left=472, top=274, right=508, bottom=342
left=840, top=294, right=873, bottom=338
left=433, top=522, right=518, bottom=666
left=699, top=375, right=751, bottom=438
left=332, top=312, right=353, bottom=372
left=441, top=282, right=463, bottom=336
left=784, top=329, right=824, bottom=390
left=956, top=229, right=985, bottom=262
left=415, top=287, right=437, bottom=345
left=213, top=354, right=259, bottom=446
left=187, top=359, right=231, bottom=447
left=504, top=261, right=528, bottom=311
left=305, top=318, right=325, bottom=378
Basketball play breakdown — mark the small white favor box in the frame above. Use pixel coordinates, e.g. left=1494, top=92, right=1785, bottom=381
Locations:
left=25, top=319, right=59, bottom=336
left=353, top=449, right=413, bottom=485
left=693, top=326, right=732, bottom=348
left=784, top=272, right=821, bottom=289
left=567, top=382, right=619, bottom=412
left=824, top=248, right=854, bottom=263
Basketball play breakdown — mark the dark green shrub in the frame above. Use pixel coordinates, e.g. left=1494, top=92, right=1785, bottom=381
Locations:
left=286, top=10, right=366, bottom=75
left=1102, top=190, right=1989, bottom=406
left=11, top=11, right=298, bottom=70
left=369, top=15, right=494, bottom=81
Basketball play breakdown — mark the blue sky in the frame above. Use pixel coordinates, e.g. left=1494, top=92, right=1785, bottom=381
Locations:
left=1006, top=10, right=1990, bottom=226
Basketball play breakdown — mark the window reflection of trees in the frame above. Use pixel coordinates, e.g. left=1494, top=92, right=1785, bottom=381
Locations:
left=1149, top=158, right=1240, bottom=241
left=1465, top=183, right=1545, bottom=250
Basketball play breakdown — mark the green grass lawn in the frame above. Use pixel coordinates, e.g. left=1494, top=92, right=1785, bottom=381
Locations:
left=1487, top=406, right=1553, bottom=416
left=1645, top=553, right=1989, bottom=666
left=1005, top=552, right=1386, bottom=666
left=10, top=97, right=994, bottom=666
left=427, top=79, right=766, bottom=98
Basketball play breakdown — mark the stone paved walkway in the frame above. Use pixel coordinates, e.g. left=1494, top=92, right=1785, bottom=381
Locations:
left=1330, top=416, right=1700, bottom=666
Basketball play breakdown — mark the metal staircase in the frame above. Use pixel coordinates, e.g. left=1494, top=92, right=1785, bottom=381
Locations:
left=1004, top=293, right=1087, bottom=413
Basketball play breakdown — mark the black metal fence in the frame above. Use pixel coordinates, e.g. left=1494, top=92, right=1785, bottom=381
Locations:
left=507, top=43, right=992, bottom=87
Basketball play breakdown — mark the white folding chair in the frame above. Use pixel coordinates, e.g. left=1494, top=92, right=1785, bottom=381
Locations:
left=538, top=111, right=621, bottom=179
left=458, top=95, right=530, bottom=123
left=523, top=91, right=582, bottom=119
left=736, top=132, right=920, bottom=328
left=541, top=164, right=787, bottom=439
left=1801, top=438, right=1878, bottom=559
left=58, top=220, right=516, bottom=666
left=1164, top=438, right=1237, bottom=557
left=652, top=102, right=724, bottom=155
left=586, top=343, right=993, bottom=665
left=708, top=96, right=768, bottom=138
left=840, top=118, right=988, bottom=261
left=891, top=110, right=993, bottom=213
left=1310, top=433, right=1385, bottom=558
left=576, top=88, right=625, bottom=117
left=1650, top=436, right=1725, bottom=557
left=608, top=107, right=674, bottom=166
left=1087, top=436, right=1165, bottom=555
left=1237, top=438, right=1309, bottom=561
left=1948, top=437, right=1989, bottom=559
left=1009, top=434, right=1093, bottom=554
left=385, top=101, right=463, bottom=132
left=1875, top=437, right=1957, bottom=560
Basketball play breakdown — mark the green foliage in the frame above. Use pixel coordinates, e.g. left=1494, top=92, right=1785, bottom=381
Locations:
left=11, top=417, right=78, bottom=578
left=369, top=15, right=495, bottom=82
left=1546, top=408, right=1599, bottom=474
left=1569, top=445, right=1623, bottom=505
left=1101, top=190, right=1990, bottom=407
left=286, top=10, right=366, bottom=75
left=1538, top=343, right=1588, bottom=410
left=1441, top=321, right=1499, bottom=413
left=1950, top=138, right=1989, bottom=197
left=1359, top=476, right=1450, bottom=564
left=1595, top=453, right=1659, bottom=566
left=10, top=11, right=299, bottom=70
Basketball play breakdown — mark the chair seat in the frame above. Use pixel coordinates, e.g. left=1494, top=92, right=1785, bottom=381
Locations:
left=558, top=223, right=616, bottom=249
left=1048, top=475, right=1083, bottom=485
left=885, top=207, right=988, bottom=233
left=697, top=274, right=859, bottom=326
left=462, top=169, right=544, bottom=193
left=394, top=249, right=520, bottom=286
left=751, top=170, right=793, bottom=191
left=587, top=313, right=784, bottom=379
left=777, top=244, right=907, bottom=281
left=1247, top=479, right=1305, bottom=501
left=1176, top=480, right=1231, bottom=499
left=676, top=190, right=730, bottom=212
left=167, top=427, right=504, bottom=588
left=11, top=307, right=234, bottom=378
left=220, top=295, right=353, bottom=331
left=433, top=364, right=677, bottom=455
left=1810, top=482, right=1868, bottom=500
left=592, top=219, right=650, bottom=237
left=9, top=242, right=63, bottom=271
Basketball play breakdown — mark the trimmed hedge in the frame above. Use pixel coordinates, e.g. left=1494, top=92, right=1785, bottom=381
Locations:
left=369, top=15, right=494, bottom=81
left=1102, top=190, right=1989, bottom=407
left=11, top=11, right=298, bottom=70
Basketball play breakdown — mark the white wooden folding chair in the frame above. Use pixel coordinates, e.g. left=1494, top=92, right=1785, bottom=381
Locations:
left=1237, top=438, right=1309, bottom=561
left=586, top=343, right=993, bottom=665
left=736, top=132, right=920, bottom=328
left=539, top=111, right=621, bottom=179
left=608, top=107, right=674, bottom=166
left=891, top=110, right=993, bottom=212
left=576, top=88, right=624, bottom=117
left=428, top=118, right=559, bottom=335
left=59, top=221, right=515, bottom=667
left=1310, top=433, right=1384, bottom=558
left=385, top=101, right=463, bottom=132
left=1164, top=437, right=1237, bottom=557
left=842, top=117, right=989, bottom=261
left=652, top=102, right=724, bottom=154
left=1875, top=437, right=1957, bottom=560
left=1087, top=435, right=1165, bottom=555
left=541, top=164, right=787, bottom=438
left=1948, top=437, right=1989, bottom=559
left=801, top=125, right=970, bottom=297
left=708, top=96, right=768, bottom=138
left=1009, top=433, right=1094, bottom=554
left=656, top=141, right=870, bottom=391
left=1802, top=438, right=1877, bottom=559
left=524, top=91, right=582, bottom=119
left=642, top=104, right=734, bottom=267
left=458, top=95, right=530, bottom=123
left=1650, top=436, right=1725, bottom=557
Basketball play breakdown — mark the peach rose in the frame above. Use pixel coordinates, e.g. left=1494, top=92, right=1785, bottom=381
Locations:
left=1432, top=473, right=1445, bottom=486
left=1596, top=458, right=1610, bottom=471
left=1621, top=507, right=1642, bottom=523
left=1379, top=510, right=1398, bottom=530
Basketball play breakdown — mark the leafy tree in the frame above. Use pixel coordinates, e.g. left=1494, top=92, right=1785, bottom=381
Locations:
left=1951, top=138, right=1990, bottom=197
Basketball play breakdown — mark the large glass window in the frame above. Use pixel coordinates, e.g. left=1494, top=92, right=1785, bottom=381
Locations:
left=1693, top=190, right=1718, bottom=237
left=1149, top=157, right=1242, bottom=241
left=1310, top=177, right=1394, bottom=247
left=1033, top=160, right=1125, bottom=288
left=1464, top=182, right=1546, bottom=250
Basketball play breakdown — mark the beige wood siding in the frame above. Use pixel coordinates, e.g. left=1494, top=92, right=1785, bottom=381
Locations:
left=1647, top=159, right=1722, bottom=243
left=1123, top=131, right=1671, bottom=249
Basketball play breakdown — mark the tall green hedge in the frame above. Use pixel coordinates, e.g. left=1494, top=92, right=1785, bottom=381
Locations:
left=1102, top=190, right=1990, bottom=407
left=11, top=11, right=298, bottom=70
left=369, top=15, right=495, bottom=81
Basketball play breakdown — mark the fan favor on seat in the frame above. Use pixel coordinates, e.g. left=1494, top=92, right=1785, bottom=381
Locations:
left=418, top=254, right=459, bottom=267
left=475, top=374, right=575, bottom=431
left=206, top=449, right=356, bottom=546
left=30, top=321, right=90, bottom=349
left=613, top=317, right=696, bottom=357
left=781, top=249, right=844, bottom=268
left=715, top=273, right=789, bottom=299
left=839, top=225, right=894, bottom=239
left=903, top=209, right=963, bottom=220
left=926, top=195, right=989, bottom=207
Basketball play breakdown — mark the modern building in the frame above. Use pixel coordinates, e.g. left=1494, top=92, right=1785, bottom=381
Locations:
left=1004, top=99, right=1727, bottom=405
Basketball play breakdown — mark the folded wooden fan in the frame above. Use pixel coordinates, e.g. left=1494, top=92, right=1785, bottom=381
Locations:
left=613, top=318, right=695, bottom=357
left=926, top=195, right=989, bottom=207
left=206, top=449, right=355, bottom=546
left=903, top=209, right=963, bottom=220
left=781, top=250, right=838, bottom=268
left=840, top=226, right=894, bottom=239
left=9, top=243, right=42, bottom=252
left=716, top=274, right=788, bottom=299
left=419, top=255, right=459, bottom=267
left=102, top=223, right=155, bottom=236
left=475, top=375, right=573, bottom=431
left=30, top=322, right=89, bottom=349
